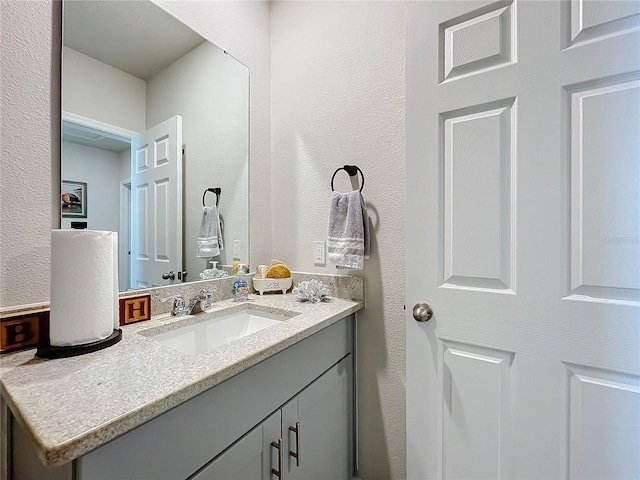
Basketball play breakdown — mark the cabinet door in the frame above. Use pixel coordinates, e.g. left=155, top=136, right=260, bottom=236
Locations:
left=282, top=357, right=352, bottom=480
left=192, top=411, right=281, bottom=480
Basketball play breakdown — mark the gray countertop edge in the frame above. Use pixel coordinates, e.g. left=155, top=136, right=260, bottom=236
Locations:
left=1, top=297, right=364, bottom=468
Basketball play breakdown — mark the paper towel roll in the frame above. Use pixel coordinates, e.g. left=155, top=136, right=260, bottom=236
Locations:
left=50, top=230, right=119, bottom=346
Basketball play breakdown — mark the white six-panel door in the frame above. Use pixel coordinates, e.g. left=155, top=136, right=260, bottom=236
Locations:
left=407, top=1, right=639, bottom=478
left=130, top=115, right=183, bottom=289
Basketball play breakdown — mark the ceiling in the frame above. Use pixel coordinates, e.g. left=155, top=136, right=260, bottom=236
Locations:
left=63, top=0, right=206, bottom=80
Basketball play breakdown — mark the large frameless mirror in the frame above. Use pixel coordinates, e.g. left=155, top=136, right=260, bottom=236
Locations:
left=60, top=0, right=249, bottom=291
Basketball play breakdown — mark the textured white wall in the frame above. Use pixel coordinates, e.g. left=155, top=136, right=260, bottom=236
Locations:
left=271, top=2, right=407, bottom=478
left=62, top=47, right=146, bottom=133
left=146, top=41, right=249, bottom=276
left=0, top=0, right=60, bottom=308
left=0, top=0, right=270, bottom=308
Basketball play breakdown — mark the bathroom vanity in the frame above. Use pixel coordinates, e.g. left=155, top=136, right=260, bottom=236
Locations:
left=2, top=294, right=363, bottom=480
left=2, top=0, right=364, bottom=477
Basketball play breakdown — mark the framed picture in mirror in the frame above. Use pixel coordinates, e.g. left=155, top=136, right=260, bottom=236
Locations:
left=61, top=181, right=87, bottom=218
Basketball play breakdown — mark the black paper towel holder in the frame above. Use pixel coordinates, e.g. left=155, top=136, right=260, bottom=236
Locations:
left=36, top=329, right=122, bottom=359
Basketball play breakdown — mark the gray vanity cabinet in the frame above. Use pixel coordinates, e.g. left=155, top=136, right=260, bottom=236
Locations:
left=10, top=316, right=354, bottom=480
left=191, top=411, right=282, bottom=480
left=193, top=357, right=352, bottom=480
left=282, top=359, right=351, bottom=480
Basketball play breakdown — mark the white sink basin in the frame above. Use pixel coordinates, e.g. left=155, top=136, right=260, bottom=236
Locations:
left=146, top=309, right=289, bottom=355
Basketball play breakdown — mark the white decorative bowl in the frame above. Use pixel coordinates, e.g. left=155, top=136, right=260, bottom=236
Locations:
left=252, top=277, right=293, bottom=295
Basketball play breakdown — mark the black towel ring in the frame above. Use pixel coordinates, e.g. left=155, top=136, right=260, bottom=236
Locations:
left=331, top=165, right=364, bottom=192
left=203, top=188, right=221, bottom=207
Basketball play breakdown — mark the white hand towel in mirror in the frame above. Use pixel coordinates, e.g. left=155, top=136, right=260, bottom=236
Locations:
left=197, top=205, right=223, bottom=257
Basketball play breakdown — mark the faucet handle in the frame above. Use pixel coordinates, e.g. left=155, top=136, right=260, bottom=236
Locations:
left=161, top=294, right=187, bottom=316
left=161, top=293, right=184, bottom=303
left=198, top=289, right=215, bottom=311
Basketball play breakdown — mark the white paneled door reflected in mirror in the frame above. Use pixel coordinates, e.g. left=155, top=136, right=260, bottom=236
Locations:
left=61, top=0, right=249, bottom=292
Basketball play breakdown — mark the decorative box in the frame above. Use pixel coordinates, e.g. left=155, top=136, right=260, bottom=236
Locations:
left=252, top=277, right=293, bottom=295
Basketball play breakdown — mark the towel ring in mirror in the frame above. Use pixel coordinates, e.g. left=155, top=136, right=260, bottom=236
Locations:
left=331, top=165, right=364, bottom=192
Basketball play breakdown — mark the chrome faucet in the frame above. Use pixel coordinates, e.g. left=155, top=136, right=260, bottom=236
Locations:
left=160, top=294, right=189, bottom=316
left=187, top=289, right=215, bottom=315
left=161, top=289, right=216, bottom=316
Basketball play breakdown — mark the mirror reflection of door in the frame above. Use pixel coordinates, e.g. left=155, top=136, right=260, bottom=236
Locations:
left=61, top=114, right=184, bottom=291
left=61, top=0, right=250, bottom=291
left=130, top=115, right=183, bottom=289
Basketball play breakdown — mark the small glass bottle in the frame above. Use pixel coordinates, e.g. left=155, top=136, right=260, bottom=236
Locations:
left=232, top=264, right=249, bottom=302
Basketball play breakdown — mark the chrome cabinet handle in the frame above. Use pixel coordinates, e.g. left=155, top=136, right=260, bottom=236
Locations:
left=288, top=422, right=301, bottom=467
left=271, top=438, right=283, bottom=478
left=161, top=271, right=175, bottom=280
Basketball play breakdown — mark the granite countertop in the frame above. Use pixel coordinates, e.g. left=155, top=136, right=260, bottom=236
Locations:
left=0, top=294, right=363, bottom=467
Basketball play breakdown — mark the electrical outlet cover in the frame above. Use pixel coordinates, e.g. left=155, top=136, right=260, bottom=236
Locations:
left=313, top=241, right=326, bottom=266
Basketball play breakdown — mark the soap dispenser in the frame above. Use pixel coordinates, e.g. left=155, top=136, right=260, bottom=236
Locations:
left=232, top=263, right=250, bottom=302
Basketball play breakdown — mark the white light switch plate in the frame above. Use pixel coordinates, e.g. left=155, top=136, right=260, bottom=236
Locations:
left=233, top=240, right=240, bottom=258
left=313, top=241, right=326, bottom=266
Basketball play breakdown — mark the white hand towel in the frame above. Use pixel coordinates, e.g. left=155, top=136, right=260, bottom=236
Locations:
left=327, top=190, right=370, bottom=270
left=196, top=205, right=223, bottom=257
